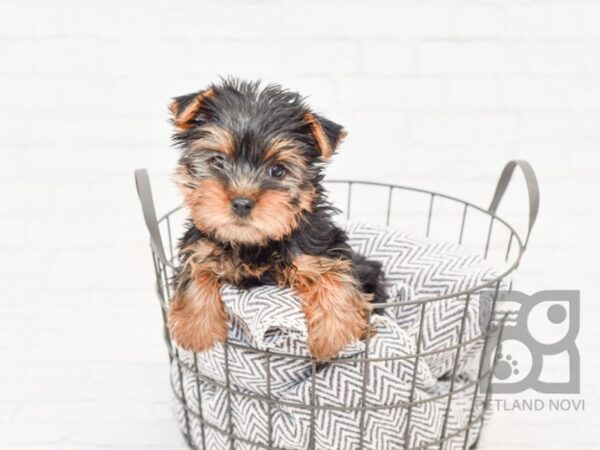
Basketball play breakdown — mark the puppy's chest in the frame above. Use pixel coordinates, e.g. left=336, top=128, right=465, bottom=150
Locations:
left=210, top=247, right=295, bottom=288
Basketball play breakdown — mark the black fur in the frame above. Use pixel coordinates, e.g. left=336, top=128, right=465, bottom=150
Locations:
left=172, top=78, right=387, bottom=306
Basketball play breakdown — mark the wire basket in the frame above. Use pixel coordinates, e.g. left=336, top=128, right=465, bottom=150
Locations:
left=135, top=160, right=539, bottom=450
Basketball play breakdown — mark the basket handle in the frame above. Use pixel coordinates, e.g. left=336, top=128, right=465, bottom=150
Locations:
left=134, top=168, right=170, bottom=266
left=488, top=160, right=540, bottom=247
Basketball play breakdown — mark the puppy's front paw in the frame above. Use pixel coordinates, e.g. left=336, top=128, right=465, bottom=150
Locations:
left=306, top=305, right=367, bottom=361
left=168, top=288, right=228, bottom=352
left=292, top=255, right=372, bottom=361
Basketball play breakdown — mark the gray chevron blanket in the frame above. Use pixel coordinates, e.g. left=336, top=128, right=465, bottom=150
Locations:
left=171, top=222, right=500, bottom=450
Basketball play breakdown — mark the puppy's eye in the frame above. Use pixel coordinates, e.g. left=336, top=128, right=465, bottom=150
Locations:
left=269, top=164, right=286, bottom=178
left=209, top=155, right=226, bottom=169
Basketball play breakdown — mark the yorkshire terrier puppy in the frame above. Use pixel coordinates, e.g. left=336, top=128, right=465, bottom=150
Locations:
left=169, top=79, right=386, bottom=361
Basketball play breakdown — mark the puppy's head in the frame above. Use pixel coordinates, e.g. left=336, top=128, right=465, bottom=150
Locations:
left=170, top=79, right=346, bottom=246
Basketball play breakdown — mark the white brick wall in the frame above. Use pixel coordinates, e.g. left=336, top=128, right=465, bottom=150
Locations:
left=1, top=1, right=598, bottom=448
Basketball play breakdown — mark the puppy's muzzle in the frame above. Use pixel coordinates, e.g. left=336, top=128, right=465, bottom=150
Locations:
left=231, top=197, right=255, bottom=217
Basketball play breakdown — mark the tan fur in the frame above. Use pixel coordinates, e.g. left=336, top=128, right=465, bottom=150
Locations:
left=291, top=255, right=372, bottom=361
left=190, top=124, right=234, bottom=156
left=271, top=147, right=309, bottom=172
left=263, top=138, right=305, bottom=165
left=304, top=112, right=333, bottom=159
left=168, top=251, right=228, bottom=352
left=228, top=176, right=261, bottom=200
left=249, top=190, right=304, bottom=241
left=183, top=178, right=232, bottom=233
left=180, top=238, right=220, bottom=267
left=171, top=89, right=215, bottom=130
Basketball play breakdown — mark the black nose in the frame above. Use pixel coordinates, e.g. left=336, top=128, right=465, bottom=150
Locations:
left=231, top=197, right=255, bottom=217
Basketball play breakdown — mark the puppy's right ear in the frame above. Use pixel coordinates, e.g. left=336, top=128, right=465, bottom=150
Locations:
left=169, top=89, right=214, bottom=131
left=303, top=112, right=346, bottom=160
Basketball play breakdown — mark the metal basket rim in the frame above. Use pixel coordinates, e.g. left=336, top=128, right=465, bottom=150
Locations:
left=155, top=179, right=525, bottom=308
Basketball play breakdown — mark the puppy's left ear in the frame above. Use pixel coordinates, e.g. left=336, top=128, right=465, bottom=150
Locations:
left=304, top=112, right=347, bottom=160
left=169, top=89, right=214, bottom=131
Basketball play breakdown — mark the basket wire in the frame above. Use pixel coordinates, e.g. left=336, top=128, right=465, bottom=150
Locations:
left=135, top=160, right=539, bottom=450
